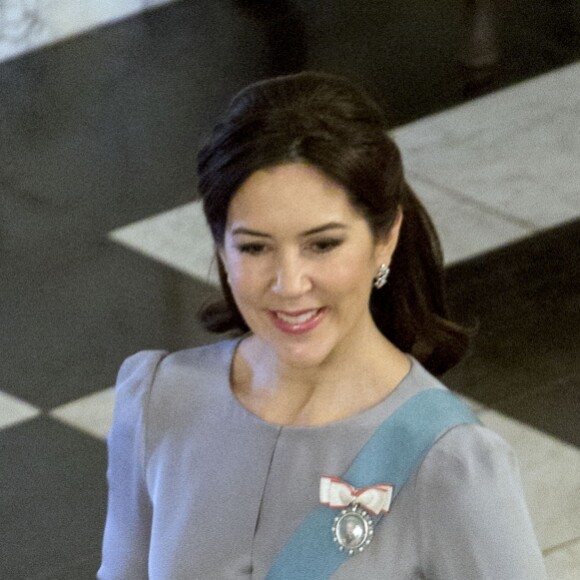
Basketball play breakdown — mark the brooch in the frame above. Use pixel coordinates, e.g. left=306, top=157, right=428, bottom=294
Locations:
left=320, top=475, right=394, bottom=556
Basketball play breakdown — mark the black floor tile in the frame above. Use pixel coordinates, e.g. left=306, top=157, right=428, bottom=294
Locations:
left=498, top=373, right=579, bottom=446
left=0, top=241, right=220, bottom=409
left=445, top=220, right=580, bottom=447
left=32, top=554, right=104, bottom=580
left=0, top=417, right=107, bottom=580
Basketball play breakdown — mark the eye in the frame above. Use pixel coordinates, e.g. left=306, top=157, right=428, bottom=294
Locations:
left=237, top=243, right=267, bottom=255
left=310, top=238, right=344, bottom=253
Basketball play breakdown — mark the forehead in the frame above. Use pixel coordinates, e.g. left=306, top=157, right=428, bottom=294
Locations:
left=226, top=163, right=364, bottom=230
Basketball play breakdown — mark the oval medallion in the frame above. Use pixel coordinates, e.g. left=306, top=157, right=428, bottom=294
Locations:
left=331, top=504, right=375, bottom=555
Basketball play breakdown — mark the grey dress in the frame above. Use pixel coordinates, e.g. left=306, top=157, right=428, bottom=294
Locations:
left=98, top=339, right=547, bottom=579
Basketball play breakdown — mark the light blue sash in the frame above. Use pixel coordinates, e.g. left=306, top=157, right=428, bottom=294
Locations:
left=266, top=389, right=478, bottom=579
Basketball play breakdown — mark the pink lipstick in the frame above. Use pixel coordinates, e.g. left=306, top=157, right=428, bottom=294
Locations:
left=269, top=308, right=326, bottom=335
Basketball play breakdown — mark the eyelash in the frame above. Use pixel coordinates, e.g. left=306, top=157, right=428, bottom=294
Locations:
left=311, top=238, right=343, bottom=253
left=236, top=238, right=344, bottom=255
left=237, top=243, right=266, bottom=255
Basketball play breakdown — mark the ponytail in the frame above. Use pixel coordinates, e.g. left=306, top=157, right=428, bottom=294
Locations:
left=370, top=184, right=470, bottom=375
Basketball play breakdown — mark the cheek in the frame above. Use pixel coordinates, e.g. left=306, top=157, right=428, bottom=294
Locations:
left=226, top=276, right=261, bottom=324
left=324, top=262, right=374, bottom=305
left=227, top=262, right=266, bottom=303
left=331, top=251, right=375, bottom=286
left=228, top=273, right=253, bottom=301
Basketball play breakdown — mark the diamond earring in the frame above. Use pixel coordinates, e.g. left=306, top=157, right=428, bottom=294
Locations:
left=373, top=264, right=390, bottom=289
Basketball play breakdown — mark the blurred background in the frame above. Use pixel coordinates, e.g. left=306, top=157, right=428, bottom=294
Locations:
left=0, top=0, right=579, bottom=578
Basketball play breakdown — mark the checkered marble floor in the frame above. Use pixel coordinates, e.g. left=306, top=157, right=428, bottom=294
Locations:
left=1, top=0, right=579, bottom=577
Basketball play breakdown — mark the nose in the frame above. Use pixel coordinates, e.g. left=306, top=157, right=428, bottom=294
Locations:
left=270, top=255, right=312, bottom=297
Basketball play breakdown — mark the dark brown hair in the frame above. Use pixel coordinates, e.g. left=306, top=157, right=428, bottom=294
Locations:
left=197, top=71, right=468, bottom=375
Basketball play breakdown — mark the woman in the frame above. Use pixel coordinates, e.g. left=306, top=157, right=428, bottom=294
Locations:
left=99, top=72, right=546, bottom=579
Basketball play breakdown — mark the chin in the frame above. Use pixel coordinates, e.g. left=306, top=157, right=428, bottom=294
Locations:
left=273, top=337, right=337, bottom=369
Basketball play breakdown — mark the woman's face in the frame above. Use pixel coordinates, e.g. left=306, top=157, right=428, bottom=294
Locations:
left=220, top=162, right=398, bottom=368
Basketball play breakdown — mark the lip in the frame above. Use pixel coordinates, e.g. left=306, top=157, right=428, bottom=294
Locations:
left=268, top=308, right=326, bottom=335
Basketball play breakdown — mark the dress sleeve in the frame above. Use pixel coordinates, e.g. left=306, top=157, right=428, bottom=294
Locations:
left=415, top=423, right=547, bottom=579
left=98, top=350, right=167, bottom=580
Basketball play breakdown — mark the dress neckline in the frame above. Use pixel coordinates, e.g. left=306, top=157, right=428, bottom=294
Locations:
left=222, top=336, right=420, bottom=433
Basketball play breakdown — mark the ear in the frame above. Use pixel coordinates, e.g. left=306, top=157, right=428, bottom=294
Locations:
left=374, top=208, right=403, bottom=266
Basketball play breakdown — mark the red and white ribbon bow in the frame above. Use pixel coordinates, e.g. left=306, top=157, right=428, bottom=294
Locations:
left=319, top=476, right=394, bottom=516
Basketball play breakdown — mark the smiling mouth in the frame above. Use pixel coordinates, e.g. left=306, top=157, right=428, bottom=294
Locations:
left=269, top=308, right=326, bottom=334
left=274, top=309, right=321, bottom=324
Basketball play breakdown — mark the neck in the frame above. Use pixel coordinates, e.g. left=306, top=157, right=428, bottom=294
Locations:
left=232, top=325, right=411, bottom=426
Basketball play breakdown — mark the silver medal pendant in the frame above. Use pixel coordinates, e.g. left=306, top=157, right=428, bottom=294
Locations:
left=331, top=503, right=375, bottom=555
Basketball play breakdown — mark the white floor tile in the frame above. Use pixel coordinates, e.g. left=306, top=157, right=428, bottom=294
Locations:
left=478, top=409, right=580, bottom=552
left=109, top=201, right=218, bottom=285
left=407, top=175, right=532, bottom=264
left=393, top=61, right=580, bottom=230
left=393, top=62, right=580, bottom=152
left=50, top=387, right=116, bottom=440
left=544, top=539, right=580, bottom=580
left=0, top=0, right=177, bottom=64
left=42, top=0, right=143, bottom=40
left=0, top=0, right=52, bottom=63
left=142, top=0, right=174, bottom=7
left=0, top=390, right=40, bottom=430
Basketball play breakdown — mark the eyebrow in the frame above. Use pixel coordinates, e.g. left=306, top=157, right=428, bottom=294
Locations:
left=231, top=222, right=347, bottom=238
